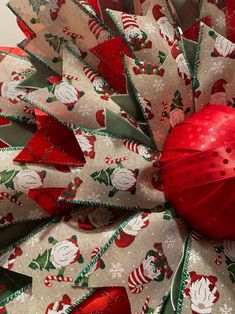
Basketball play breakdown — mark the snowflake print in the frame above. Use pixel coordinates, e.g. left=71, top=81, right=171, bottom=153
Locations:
left=78, top=105, right=92, bottom=117
left=189, top=249, right=201, bottom=264
left=145, top=22, right=156, bottom=34
left=215, top=16, right=226, bottom=29
left=103, top=137, right=114, bottom=147
left=26, top=94, right=39, bottom=104
left=219, top=304, right=233, bottom=314
left=164, top=235, right=176, bottom=249
left=26, top=234, right=40, bottom=247
left=153, top=78, right=165, bottom=92
left=27, top=208, right=47, bottom=220
left=89, top=192, right=101, bottom=202
left=139, top=184, right=152, bottom=194
left=109, top=262, right=125, bottom=279
left=210, top=61, right=225, bottom=74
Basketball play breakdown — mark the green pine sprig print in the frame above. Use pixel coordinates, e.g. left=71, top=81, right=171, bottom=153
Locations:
left=29, top=0, right=48, bottom=15
left=45, top=34, right=64, bottom=53
left=0, top=170, right=19, bottom=190
left=90, top=168, right=115, bottom=186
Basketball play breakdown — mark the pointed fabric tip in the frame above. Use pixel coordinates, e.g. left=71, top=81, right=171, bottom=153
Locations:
left=14, top=109, right=86, bottom=167
left=90, top=37, right=131, bottom=93
left=28, top=188, right=74, bottom=216
left=183, top=16, right=211, bottom=41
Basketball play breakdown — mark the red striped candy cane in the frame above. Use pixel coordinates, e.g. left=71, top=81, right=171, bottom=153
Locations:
left=24, top=105, right=34, bottom=115
left=62, top=73, right=81, bottom=81
left=91, top=247, right=101, bottom=259
left=191, top=230, right=202, bottom=241
left=160, top=101, right=168, bottom=122
left=63, top=26, right=84, bottom=40
left=139, top=295, right=151, bottom=314
left=0, top=192, right=23, bottom=207
left=105, top=156, right=128, bottom=165
left=44, top=275, right=73, bottom=287
left=211, top=242, right=223, bottom=265
left=123, top=139, right=140, bottom=154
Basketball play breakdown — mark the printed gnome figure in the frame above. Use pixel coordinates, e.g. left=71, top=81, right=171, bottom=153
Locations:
left=0, top=71, right=29, bottom=104
left=171, top=44, right=191, bottom=85
left=122, top=13, right=152, bottom=51
left=209, top=30, right=235, bottom=58
left=29, top=235, right=84, bottom=278
left=47, top=80, right=85, bottom=111
left=128, top=243, right=173, bottom=294
left=91, top=156, right=139, bottom=197
left=152, top=4, right=176, bottom=46
left=75, top=130, right=96, bottom=159
left=83, top=66, right=114, bottom=100
left=45, top=294, right=72, bottom=314
left=209, top=79, right=234, bottom=106
left=184, top=272, right=219, bottom=314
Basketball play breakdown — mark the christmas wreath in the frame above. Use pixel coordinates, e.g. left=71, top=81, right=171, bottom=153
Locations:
left=0, top=0, right=235, bottom=313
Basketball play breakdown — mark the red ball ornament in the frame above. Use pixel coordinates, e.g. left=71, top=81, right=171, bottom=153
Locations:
left=160, top=105, right=235, bottom=240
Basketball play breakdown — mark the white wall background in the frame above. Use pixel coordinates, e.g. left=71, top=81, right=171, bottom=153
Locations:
left=0, top=0, right=24, bottom=46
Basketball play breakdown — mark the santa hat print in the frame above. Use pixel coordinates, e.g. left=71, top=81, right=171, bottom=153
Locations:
left=211, top=79, right=227, bottom=95
left=171, top=44, right=181, bottom=60
left=115, top=212, right=150, bottom=248
left=115, top=232, right=136, bottom=248
left=210, top=79, right=229, bottom=105
left=83, top=65, right=98, bottom=83
left=122, top=13, right=139, bottom=31
left=152, top=4, right=165, bottom=21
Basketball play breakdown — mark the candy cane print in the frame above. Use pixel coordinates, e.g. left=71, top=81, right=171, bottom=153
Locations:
left=191, top=230, right=202, bottom=241
left=24, top=105, right=34, bottom=115
left=160, top=101, right=168, bottom=122
left=139, top=295, right=151, bottom=314
left=0, top=192, right=23, bottom=207
left=62, top=73, right=81, bottom=82
left=63, top=26, right=85, bottom=40
left=105, top=156, right=128, bottom=165
left=211, top=242, right=223, bottom=265
left=44, top=275, right=73, bottom=287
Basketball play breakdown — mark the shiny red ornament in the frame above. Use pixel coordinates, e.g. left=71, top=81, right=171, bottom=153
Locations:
left=160, top=105, right=235, bottom=240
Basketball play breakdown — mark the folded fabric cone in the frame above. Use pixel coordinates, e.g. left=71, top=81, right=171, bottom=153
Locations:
left=0, top=0, right=235, bottom=313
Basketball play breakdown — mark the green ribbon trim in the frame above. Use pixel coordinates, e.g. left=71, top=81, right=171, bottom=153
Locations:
left=19, top=56, right=55, bottom=89
left=175, top=233, right=192, bottom=314
left=122, top=55, right=159, bottom=152
left=105, top=109, right=154, bottom=148
left=7, top=3, right=35, bottom=35
left=111, top=78, right=146, bottom=122
left=193, top=23, right=204, bottom=91
left=0, top=267, right=32, bottom=307
left=73, top=211, right=137, bottom=286
left=64, top=288, right=97, bottom=314
left=18, top=39, right=60, bottom=76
